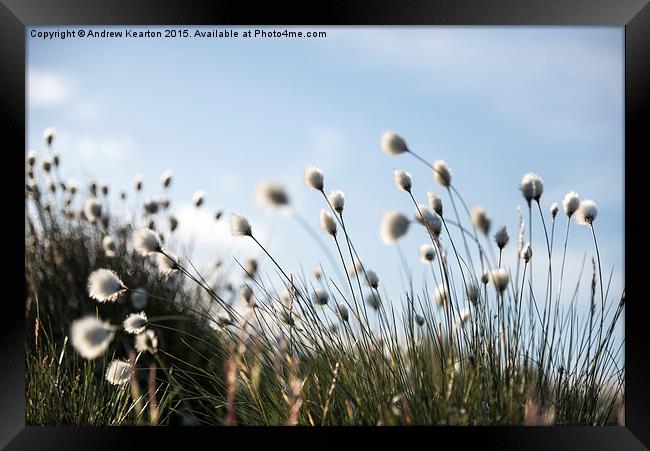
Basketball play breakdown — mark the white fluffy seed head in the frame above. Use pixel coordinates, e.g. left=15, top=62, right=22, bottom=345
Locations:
left=123, top=312, right=148, bottom=334
left=494, top=225, right=509, bottom=249
left=256, top=182, right=290, bottom=209
left=481, top=271, right=489, bottom=285
left=105, top=360, right=132, bottom=385
left=380, top=211, right=410, bottom=245
left=133, top=228, right=162, bottom=255
left=312, top=267, right=322, bottom=280
left=304, top=166, right=324, bottom=191
left=419, top=244, right=436, bottom=264
left=415, top=314, right=425, bottom=327
left=102, top=235, right=117, bottom=257
left=131, top=287, right=148, bottom=309
left=244, top=258, right=258, bottom=278
left=380, top=131, right=408, bottom=156
left=414, top=205, right=442, bottom=236
left=365, top=270, right=379, bottom=289
left=192, top=190, right=205, bottom=207
left=43, top=127, right=56, bottom=146
left=459, top=308, right=471, bottom=326
left=27, top=150, right=37, bottom=166
left=434, top=283, right=449, bottom=307
left=366, top=292, right=381, bottom=310
left=520, top=173, right=544, bottom=203
left=520, top=243, right=533, bottom=263
left=433, top=160, right=452, bottom=187
left=491, top=268, right=510, bottom=294
left=87, top=269, right=126, bottom=302
left=157, top=252, right=179, bottom=275
left=143, top=198, right=159, bottom=215
left=83, top=197, right=102, bottom=222
left=563, top=191, right=580, bottom=217
left=427, top=192, right=443, bottom=216
left=328, top=190, right=345, bottom=214
left=393, top=169, right=412, bottom=192
left=230, top=213, right=252, bottom=236
left=466, top=283, right=479, bottom=304
left=576, top=199, right=598, bottom=226
left=312, top=289, right=329, bottom=306
left=134, top=175, right=143, bottom=191
left=471, top=206, right=491, bottom=235
left=550, top=202, right=559, bottom=219
left=240, top=285, right=255, bottom=307
left=70, top=316, right=115, bottom=360
left=135, top=329, right=158, bottom=354
left=160, top=170, right=173, bottom=188
left=347, top=259, right=364, bottom=278
left=320, top=209, right=337, bottom=236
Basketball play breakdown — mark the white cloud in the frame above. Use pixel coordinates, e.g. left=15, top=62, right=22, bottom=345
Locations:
left=28, top=69, right=72, bottom=108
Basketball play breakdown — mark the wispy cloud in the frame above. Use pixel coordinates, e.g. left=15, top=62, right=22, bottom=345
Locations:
left=28, top=69, right=72, bottom=108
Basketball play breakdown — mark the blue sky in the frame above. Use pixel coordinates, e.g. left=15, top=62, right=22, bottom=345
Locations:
left=27, top=26, right=624, bottom=311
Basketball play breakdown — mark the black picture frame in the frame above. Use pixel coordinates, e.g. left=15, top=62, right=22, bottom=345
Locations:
left=2, top=1, right=647, bottom=449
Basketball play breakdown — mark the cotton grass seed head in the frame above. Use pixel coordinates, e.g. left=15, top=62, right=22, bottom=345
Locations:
left=134, top=228, right=162, bottom=255
left=427, top=192, right=443, bottom=216
left=70, top=316, right=115, bottom=360
left=471, top=206, right=491, bottom=235
left=131, top=287, right=148, bottom=309
left=414, top=205, right=442, bottom=236
left=160, top=170, right=173, bottom=188
left=240, top=285, right=255, bottom=307
left=380, top=211, right=410, bottom=245
left=576, top=199, right=598, bottom=226
left=123, top=312, right=148, bottom=334
left=491, top=268, right=510, bottom=294
left=192, top=190, right=205, bottom=207
left=102, top=235, right=117, bottom=257
left=415, top=314, right=425, bottom=327
left=27, top=150, right=37, bottom=166
left=550, top=202, right=559, bottom=219
left=157, top=252, right=179, bottom=275
left=304, top=166, right=324, bottom=191
left=466, top=283, right=479, bottom=304
left=337, top=304, right=349, bottom=322
left=328, top=190, right=345, bottom=214
left=434, top=283, right=449, bottom=307
left=135, top=329, right=158, bottom=354
left=87, top=269, right=126, bottom=302
left=143, top=198, right=159, bottom=215
left=40, top=158, right=52, bottom=174
left=83, top=197, right=102, bottom=222
left=320, top=209, right=337, bottom=237
left=134, top=175, right=143, bottom=191
left=433, top=160, right=452, bottom=187
left=520, top=173, right=544, bottom=203
left=312, top=289, right=329, bottom=306
left=494, top=225, right=509, bottom=249
left=312, top=267, right=322, bottom=280
left=393, top=169, right=412, bottom=192
left=419, top=244, right=436, bottom=264
left=347, top=259, right=364, bottom=278
left=563, top=191, right=580, bottom=217
left=230, top=213, right=252, bottom=236
left=169, top=216, right=179, bottom=232
left=381, top=131, right=408, bottom=156
left=43, top=127, right=56, bottom=146
left=105, top=360, right=132, bottom=385
left=365, top=270, right=379, bottom=289
left=481, top=271, right=489, bottom=285
left=256, top=182, right=290, bottom=209
left=244, top=258, right=258, bottom=278
left=366, top=292, right=381, bottom=310
left=520, top=243, right=533, bottom=262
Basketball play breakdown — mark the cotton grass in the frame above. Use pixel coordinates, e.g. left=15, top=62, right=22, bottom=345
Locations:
left=576, top=199, right=598, bottom=226
left=157, top=252, right=180, bottom=275
left=304, top=166, right=324, bottom=191
left=380, top=211, right=410, bottom=244
left=123, top=312, right=148, bottom=334
left=520, top=173, right=544, bottom=204
left=427, top=192, right=443, bottom=216
left=102, top=235, right=117, bottom=258
left=83, top=198, right=102, bottom=222
left=320, top=210, right=337, bottom=237
left=563, top=191, right=580, bottom=217
left=105, top=360, right=132, bottom=386
left=328, top=190, right=345, bottom=213
left=380, top=131, right=408, bottom=156
left=87, top=269, right=126, bottom=302
left=419, top=244, right=436, bottom=264
left=192, top=191, right=205, bottom=207
left=133, top=228, right=162, bottom=255
left=393, top=169, right=412, bottom=192
left=491, top=268, right=510, bottom=294
left=70, top=316, right=115, bottom=360
left=256, top=182, right=290, bottom=209
left=135, top=330, right=158, bottom=354
left=471, top=206, right=491, bottom=235
left=230, top=214, right=252, bottom=237
left=494, top=226, right=509, bottom=249
left=433, top=160, right=452, bottom=187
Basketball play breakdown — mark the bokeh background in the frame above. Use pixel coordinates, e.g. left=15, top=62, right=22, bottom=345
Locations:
left=27, top=26, right=624, bottom=309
